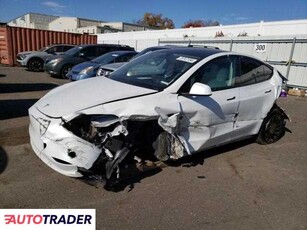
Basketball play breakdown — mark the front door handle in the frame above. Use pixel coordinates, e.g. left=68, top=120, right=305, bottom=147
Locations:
left=227, top=96, right=236, bottom=101
left=265, top=90, right=272, bottom=93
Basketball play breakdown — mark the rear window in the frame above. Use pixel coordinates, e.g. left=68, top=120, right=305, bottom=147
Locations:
left=239, top=57, right=273, bottom=85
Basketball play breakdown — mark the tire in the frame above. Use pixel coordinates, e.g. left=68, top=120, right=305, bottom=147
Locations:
left=28, top=58, right=44, bottom=72
left=153, top=132, right=170, bottom=161
left=61, top=65, right=72, bottom=79
left=256, top=108, right=286, bottom=145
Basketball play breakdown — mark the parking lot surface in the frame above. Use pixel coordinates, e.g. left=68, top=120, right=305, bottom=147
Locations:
left=0, top=66, right=306, bottom=230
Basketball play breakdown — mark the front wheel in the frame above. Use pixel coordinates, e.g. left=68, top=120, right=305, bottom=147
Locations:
left=28, top=58, right=44, bottom=72
left=256, top=108, right=286, bottom=145
left=61, top=65, right=72, bottom=79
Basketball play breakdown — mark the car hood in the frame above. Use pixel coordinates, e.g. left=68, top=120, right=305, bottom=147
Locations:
left=18, top=51, right=45, bottom=55
left=72, top=61, right=99, bottom=73
left=34, top=77, right=157, bottom=118
left=99, top=62, right=127, bottom=71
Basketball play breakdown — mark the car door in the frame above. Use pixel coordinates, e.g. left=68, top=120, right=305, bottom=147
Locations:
left=177, top=55, right=240, bottom=153
left=234, top=56, right=276, bottom=137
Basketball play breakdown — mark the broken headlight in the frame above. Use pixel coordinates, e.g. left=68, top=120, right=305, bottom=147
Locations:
left=63, top=114, right=127, bottom=147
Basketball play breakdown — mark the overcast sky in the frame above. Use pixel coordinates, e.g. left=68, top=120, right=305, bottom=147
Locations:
left=0, top=0, right=306, bottom=27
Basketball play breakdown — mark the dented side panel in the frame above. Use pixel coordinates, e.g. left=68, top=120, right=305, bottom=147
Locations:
left=234, top=70, right=282, bottom=137
left=177, top=87, right=240, bottom=153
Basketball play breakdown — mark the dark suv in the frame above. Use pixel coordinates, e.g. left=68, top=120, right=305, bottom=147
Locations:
left=44, top=44, right=134, bottom=78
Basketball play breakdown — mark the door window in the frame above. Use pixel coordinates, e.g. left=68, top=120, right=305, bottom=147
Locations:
left=97, top=46, right=112, bottom=56
left=62, top=46, right=73, bottom=52
left=179, top=55, right=240, bottom=93
left=239, top=57, right=273, bottom=86
left=115, top=53, right=134, bottom=62
left=80, top=46, right=97, bottom=57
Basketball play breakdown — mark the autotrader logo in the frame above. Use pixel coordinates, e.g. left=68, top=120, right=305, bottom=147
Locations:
left=0, top=209, right=95, bottom=230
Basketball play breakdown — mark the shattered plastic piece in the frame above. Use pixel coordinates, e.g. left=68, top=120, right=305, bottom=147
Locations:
left=105, top=146, right=130, bottom=179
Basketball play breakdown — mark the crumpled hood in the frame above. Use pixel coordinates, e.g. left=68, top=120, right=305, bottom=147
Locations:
left=34, top=77, right=157, bottom=118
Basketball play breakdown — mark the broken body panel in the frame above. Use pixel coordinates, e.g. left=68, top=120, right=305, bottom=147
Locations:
left=29, top=49, right=285, bottom=183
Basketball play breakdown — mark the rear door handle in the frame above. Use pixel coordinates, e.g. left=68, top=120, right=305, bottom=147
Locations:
left=227, top=96, right=236, bottom=101
left=265, top=90, right=272, bottom=93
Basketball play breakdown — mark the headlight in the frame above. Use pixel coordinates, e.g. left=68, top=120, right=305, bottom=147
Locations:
left=48, top=58, right=63, bottom=65
left=19, top=53, right=31, bottom=60
left=80, top=66, right=94, bottom=75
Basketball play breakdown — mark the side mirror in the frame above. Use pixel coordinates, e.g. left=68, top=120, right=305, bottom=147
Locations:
left=189, top=82, right=212, bottom=96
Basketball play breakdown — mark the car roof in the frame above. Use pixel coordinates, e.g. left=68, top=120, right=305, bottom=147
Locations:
left=49, top=44, right=75, bottom=47
left=76, top=44, right=132, bottom=48
left=106, top=50, right=138, bottom=55
left=152, top=47, right=225, bottom=58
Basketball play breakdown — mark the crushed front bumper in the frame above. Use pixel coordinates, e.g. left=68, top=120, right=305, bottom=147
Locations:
left=29, top=106, right=101, bottom=177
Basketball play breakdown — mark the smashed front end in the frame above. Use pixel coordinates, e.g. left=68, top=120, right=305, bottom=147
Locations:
left=29, top=103, right=187, bottom=186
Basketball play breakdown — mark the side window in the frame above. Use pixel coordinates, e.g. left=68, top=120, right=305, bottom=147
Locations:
left=239, top=57, right=273, bottom=86
left=97, top=46, right=111, bottom=56
left=53, top=46, right=63, bottom=52
left=115, top=54, right=132, bottom=62
left=46, top=47, right=55, bottom=53
left=80, top=46, right=97, bottom=57
left=63, top=46, right=73, bottom=52
left=179, top=55, right=239, bottom=93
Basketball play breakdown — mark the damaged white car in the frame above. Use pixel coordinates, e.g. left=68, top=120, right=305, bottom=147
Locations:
left=29, top=47, right=288, bottom=184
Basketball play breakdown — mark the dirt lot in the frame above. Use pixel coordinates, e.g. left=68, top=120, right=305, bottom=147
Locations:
left=0, top=66, right=306, bottom=230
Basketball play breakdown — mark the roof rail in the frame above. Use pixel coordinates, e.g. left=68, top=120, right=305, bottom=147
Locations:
left=187, top=44, right=220, bottom=49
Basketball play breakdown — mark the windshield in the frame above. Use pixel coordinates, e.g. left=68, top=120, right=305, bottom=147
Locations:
left=132, top=47, right=168, bottom=60
left=92, top=52, right=121, bottom=64
left=64, top=46, right=83, bottom=56
left=109, top=49, right=201, bottom=91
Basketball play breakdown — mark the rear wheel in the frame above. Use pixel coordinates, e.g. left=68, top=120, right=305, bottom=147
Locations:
left=61, top=65, right=72, bottom=79
left=28, top=58, right=44, bottom=72
left=256, top=108, right=286, bottom=145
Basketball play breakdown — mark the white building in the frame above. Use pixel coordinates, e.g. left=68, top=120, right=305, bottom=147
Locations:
left=7, top=13, right=155, bottom=34
left=7, top=13, right=59, bottom=30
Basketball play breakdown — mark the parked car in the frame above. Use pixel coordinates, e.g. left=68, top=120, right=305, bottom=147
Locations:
left=96, top=45, right=176, bottom=77
left=44, top=44, right=134, bottom=78
left=29, top=47, right=289, bottom=186
left=67, top=51, right=137, bottom=81
left=16, top=44, right=75, bottom=72
left=96, top=62, right=125, bottom=77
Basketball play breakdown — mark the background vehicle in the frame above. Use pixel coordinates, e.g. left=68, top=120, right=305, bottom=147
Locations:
left=96, top=62, right=125, bottom=77
left=29, top=47, right=288, bottom=186
left=16, top=44, right=75, bottom=72
left=44, top=44, right=134, bottom=78
left=68, top=51, right=137, bottom=81
left=96, top=45, right=176, bottom=77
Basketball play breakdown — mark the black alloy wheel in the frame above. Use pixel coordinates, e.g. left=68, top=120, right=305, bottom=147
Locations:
left=28, top=58, right=44, bottom=72
left=61, top=65, right=72, bottom=79
left=256, top=108, right=286, bottom=144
